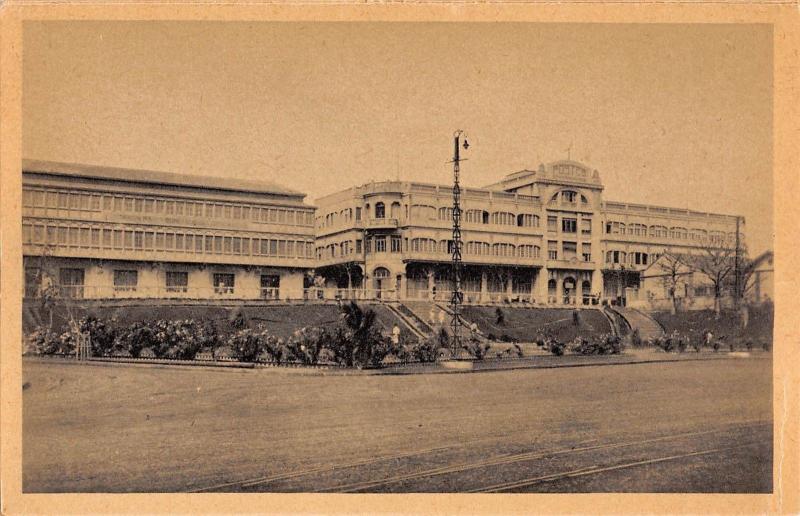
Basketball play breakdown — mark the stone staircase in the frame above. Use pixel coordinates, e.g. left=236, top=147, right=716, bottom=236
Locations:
left=385, top=303, right=432, bottom=340
left=610, top=306, right=665, bottom=340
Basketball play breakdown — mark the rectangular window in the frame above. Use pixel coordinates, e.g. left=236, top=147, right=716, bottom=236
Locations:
left=391, top=236, right=402, bottom=253
left=223, top=237, right=232, bottom=254
left=175, top=233, right=184, bottom=251
left=375, top=236, right=386, bottom=253
left=242, top=206, right=250, bottom=220
left=213, top=273, right=235, bottom=294
left=166, top=271, right=189, bottom=293
left=155, top=232, right=165, bottom=251
left=155, top=199, right=165, bottom=213
left=355, top=207, right=362, bottom=221
left=286, top=240, right=294, bottom=257
left=91, top=195, right=101, bottom=210
left=233, top=206, right=242, bottom=219
left=581, top=218, right=592, bottom=235
left=114, top=270, right=138, bottom=292
left=185, top=234, right=194, bottom=252
left=134, top=198, right=143, bottom=212
left=260, top=274, right=280, bottom=299
left=562, top=241, right=577, bottom=260
left=68, top=227, right=79, bottom=246
left=47, top=191, right=58, bottom=208
left=144, top=199, right=154, bottom=213
left=562, top=218, right=577, bottom=233
left=103, top=196, right=112, bottom=210
left=22, top=224, right=32, bottom=243
left=80, top=227, right=91, bottom=247
left=165, top=233, right=175, bottom=250
left=145, top=232, right=154, bottom=250
left=33, top=225, right=45, bottom=243
left=102, top=229, right=112, bottom=248
left=59, top=268, right=85, bottom=299
left=356, top=239, right=362, bottom=253
left=124, top=230, right=134, bottom=249
left=582, top=243, right=592, bottom=262
left=224, top=205, right=232, bottom=219
left=547, top=240, right=558, bottom=260
left=124, top=197, right=134, bottom=212
left=547, top=216, right=558, bottom=232
left=25, top=267, right=41, bottom=298
left=175, top=201, right=185, bottom=216
left=242, top=238, right=250, bottom=255
left=165, top=201, right=175, bottom=215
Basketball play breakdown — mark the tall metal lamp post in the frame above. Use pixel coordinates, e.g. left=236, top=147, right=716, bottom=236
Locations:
left=449, top=130, right=469, bottom=356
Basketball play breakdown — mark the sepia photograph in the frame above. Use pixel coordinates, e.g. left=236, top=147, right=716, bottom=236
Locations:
left=4, top=13, right=792, bottom=509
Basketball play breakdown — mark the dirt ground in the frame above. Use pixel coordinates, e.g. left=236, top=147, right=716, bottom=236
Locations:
left=22, top=356, right=772, bottom=493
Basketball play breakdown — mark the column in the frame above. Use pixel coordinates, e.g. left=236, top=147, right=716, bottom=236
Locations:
left=555, top=272, right=563, bottom=305
left=530, top=270, right=537, bottom=303
left=534, top=267, right=548, bottom=304
left=427, top=269, right=435, bottom=301
left=592, top=267, right=603, bottom=305
left=506, top=268, right=514, bottom=301
left=480, top=270, right=489, bottom=303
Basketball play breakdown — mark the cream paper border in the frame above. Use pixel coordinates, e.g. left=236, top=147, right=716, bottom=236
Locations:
left=1, top=3, right=798, bottom=514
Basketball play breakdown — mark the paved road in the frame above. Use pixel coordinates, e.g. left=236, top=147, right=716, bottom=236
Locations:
left=22, top=356, right=772, bottom=493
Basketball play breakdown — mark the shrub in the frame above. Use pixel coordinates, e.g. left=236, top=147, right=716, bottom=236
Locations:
left=499, top=333, right=519, bottom=343
left=229, top=306, right=248, bottom=330
left=410, top=337, right=440, bottom=363
left=228, top=328, right=263, bottom=362
left=463, top=338, right=492, bottom=360
left=118, top=322, right=157, bottom=358
left=26, top=327, right=62, bottom=355
left=548, top=340, right=566, bottom=356
left=495, top=307, right=505, bottom=325
left=286, top=327, right=328, bottom=365
left=77, top=316, right=117, bottom=357
left=631, top=328, right=642, bottom=347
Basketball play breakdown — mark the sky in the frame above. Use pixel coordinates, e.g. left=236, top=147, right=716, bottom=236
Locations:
left=22, top=21, right=773, bottom=255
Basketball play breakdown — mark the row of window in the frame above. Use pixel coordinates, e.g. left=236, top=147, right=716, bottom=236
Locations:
left=604, top=221, right=734, bottom=243
left=546, top=241, right=593, bottom=262
left=22, top=188, right=314, bottom=226
left=547, top=216, right=592, bottom=235
left=22, top=222, right=314, bottom=259
left=25, top=267, right=281, bottom=298
left=319, top=204, right=543, bottom=229
left=316, top=238, right=543, bottom=259
left=605, top=250, right=653, bottom=266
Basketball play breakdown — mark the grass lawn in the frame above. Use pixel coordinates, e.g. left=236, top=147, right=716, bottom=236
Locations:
left=651, top=305, right=773, bottom=345
left=462, top=306, right=612, bottom=343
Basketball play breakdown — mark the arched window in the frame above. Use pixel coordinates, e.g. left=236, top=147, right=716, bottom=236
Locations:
left=482, top=211, right=490, bottom=224
left=373, top=267, right=391, bottom=279
left=390, top=202, right=401, bottom=219
left=547, top=279, right=557, bottom=294
left=375, top=202, right=385, bottom=219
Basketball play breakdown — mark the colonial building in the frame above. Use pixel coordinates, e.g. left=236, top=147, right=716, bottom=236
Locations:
left=21, top=160, right=316, bottom=301
left=314, top=160, right=744, bottom=306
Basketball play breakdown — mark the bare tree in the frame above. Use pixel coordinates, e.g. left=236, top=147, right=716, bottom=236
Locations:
left=685, top=243, right=735, bottom=318
left=656, top=252, right=687, bottom=315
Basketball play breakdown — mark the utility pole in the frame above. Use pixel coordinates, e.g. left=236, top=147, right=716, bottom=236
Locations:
left=449, top=130, right=469, bottom=356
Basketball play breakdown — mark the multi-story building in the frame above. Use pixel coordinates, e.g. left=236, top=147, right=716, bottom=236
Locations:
left=20, top=158, right=744, bottom=307
left=21, top=160, right=316, bottom=301
left=314, top=160, right=744, bottom=306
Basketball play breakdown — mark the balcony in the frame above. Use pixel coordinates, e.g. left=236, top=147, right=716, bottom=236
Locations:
left=355, top=218, right=400, bottom=230
left=546, top=258, right=596, bottom=271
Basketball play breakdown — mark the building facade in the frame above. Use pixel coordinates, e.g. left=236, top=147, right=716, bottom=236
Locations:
left=314, top=160, right=744, bottom=306
left=21, top=159, right=745, bottom=307
left=22, top=160, right=316, bottom=301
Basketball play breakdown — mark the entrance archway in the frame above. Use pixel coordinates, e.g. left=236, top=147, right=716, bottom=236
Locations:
left=373, top=267, right=391, bottom=299
left=581, top=280, right=592, bottom=305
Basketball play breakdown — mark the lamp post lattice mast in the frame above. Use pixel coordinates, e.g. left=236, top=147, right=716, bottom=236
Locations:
left=450, top=130, right=468, bottom=356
